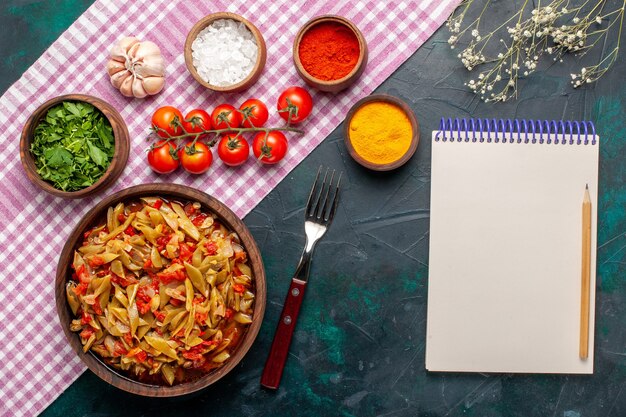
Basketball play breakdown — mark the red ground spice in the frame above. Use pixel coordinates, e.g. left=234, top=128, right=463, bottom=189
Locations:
left=298, top=21, right=360, bottom=81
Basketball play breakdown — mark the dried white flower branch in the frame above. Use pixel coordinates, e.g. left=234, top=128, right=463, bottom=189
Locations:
left=447, top=0, right=625, bottom=102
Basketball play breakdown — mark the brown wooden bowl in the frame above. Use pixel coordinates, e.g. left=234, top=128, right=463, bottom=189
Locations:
left=343, top=94, right=420, bottom=171
left=55, top=183, right=266, bottom=397
left=184, top=12, right=266, bottom=93
left=20, top=94, right=129, bottom=199
left=293, top=15, right=368, bottom=93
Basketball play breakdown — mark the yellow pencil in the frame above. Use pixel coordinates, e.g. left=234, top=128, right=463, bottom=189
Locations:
left=580, top=184, right=591, bottom=359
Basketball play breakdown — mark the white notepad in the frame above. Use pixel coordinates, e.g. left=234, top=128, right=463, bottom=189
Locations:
left=426, top=119, right=599, bottom=374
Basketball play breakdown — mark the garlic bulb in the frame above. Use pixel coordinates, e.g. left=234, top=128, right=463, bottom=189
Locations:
left=106, top=36, right=166, bottom=98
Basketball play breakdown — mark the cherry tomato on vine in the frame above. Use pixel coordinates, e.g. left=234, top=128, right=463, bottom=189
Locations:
left=152, top=106, right=184, bottom=138
left=182, top=109, right=212, bottom=138
left=211, top=104, right=242, bottom=130
left=277, top=86, right=313, bottom=124
left=217, top=134, right=250, bottom=167
left=252, top=131, right=288, bottom=165
left=148, top=141, right=179, bottom=174
left=178, top=141, right=213, bottom=174
left=239, top=99, right=269, bottom=128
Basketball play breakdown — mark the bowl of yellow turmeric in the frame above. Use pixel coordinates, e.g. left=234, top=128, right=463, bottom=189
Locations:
left=343, top=94, right=419, bottom=171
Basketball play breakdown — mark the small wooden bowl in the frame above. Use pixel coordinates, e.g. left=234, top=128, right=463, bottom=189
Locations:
left=293, top=15, right=368, bottom=93
left=20, top=94, right=129, bottom=199
left=343, top=94, right=420, bottom=171
left=55, top=184, right=266, bottom=397
left=184, top=12, right=267, bottom=93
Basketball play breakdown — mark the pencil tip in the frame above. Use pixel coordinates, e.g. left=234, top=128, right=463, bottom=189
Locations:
left=586, top=184, right=588, bottom=190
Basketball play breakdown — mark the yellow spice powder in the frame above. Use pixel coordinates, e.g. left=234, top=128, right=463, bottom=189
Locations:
left=348, top=101, right=412, bottom=165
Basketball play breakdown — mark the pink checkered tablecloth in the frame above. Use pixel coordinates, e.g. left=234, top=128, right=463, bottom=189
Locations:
left=0, top=1, right=459, bottom=415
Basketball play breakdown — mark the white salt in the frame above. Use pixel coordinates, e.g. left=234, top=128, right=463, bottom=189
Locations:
left=191, top=19, right=259, bottom=87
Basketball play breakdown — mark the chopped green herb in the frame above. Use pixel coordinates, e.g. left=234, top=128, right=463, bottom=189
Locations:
left=30, top=101, right=115, bottom=192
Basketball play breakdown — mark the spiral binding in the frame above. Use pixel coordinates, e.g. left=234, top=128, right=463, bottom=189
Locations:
left=435, top=118, right=597, bottom=145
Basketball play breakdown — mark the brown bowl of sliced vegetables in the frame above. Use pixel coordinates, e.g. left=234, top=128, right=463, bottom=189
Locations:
left=20, top=94, right=129, bottom=199
left=55, top=183, right=266, bottom=396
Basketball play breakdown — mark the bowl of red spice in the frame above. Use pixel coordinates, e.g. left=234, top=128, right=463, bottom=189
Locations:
left=293, top=15, right=368, bottom=93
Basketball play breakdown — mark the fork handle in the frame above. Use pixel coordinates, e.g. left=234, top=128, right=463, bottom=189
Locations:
left=260, top=278, right=307, bottom=390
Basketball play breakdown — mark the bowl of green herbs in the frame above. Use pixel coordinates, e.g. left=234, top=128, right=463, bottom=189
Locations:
left=20, top=94, right=129, bottom=198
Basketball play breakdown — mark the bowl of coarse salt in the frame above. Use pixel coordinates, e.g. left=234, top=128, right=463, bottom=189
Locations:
left=184, top=12, right=266, bottom=93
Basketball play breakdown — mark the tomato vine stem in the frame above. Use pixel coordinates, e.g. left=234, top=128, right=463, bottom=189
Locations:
left=150, top=125, right=303, bottom=144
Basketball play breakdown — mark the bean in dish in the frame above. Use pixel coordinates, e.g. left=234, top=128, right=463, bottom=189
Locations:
left=66, top=197, right=255, bottom=386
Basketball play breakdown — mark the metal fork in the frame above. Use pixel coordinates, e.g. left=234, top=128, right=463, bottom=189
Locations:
left=260, top=167, right=342, bottom=390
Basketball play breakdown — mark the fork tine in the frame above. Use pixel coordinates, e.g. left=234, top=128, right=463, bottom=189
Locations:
left=305, top=167, right=322, bottom=217
left=318, top=169, right=335, bottom=220
left=324, top=172, right=342, bottom=222
left=312, top=168, right=329, bottom=218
